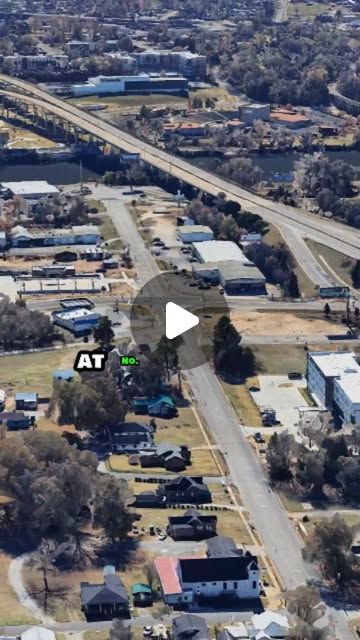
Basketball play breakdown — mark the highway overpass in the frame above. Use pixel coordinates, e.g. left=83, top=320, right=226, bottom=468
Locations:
left=0, top=75, right=359, bottom=261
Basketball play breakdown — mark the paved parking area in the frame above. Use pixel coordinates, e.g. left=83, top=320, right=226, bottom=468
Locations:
left=250, top=375, right=307, bottom=435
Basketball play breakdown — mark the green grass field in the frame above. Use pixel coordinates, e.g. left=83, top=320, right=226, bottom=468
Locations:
left=288, top=2, right=330, bottom=17
left=306, top=239, right=356, bottom=288
left=0, top=348, right=81, bottom=397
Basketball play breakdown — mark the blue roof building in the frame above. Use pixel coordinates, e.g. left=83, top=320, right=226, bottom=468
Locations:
left=15, top=392, right=38, bottom=410
left=53, top=369, right=75, bottom=381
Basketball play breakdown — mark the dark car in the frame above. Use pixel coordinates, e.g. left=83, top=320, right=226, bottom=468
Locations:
left=254, top=432, right=265, bottom=443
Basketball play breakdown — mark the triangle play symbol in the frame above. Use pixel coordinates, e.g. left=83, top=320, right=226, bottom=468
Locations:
left=165, top=302, right=199, bottom=340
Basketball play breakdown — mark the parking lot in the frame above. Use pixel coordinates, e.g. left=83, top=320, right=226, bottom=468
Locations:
left=249, top=375, right=307, bottom=436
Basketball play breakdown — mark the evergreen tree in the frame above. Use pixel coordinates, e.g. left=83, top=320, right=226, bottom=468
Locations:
left=351, top=260, right=360, bottom=288
left=286, top=271, right=300, bottom=298
left=93, top=316, right=114, bottom=349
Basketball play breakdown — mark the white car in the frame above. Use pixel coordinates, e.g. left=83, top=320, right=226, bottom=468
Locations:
left=143, top=626, right=153, bottom=636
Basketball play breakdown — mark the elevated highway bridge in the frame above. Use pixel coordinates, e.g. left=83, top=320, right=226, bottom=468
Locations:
left=0, top=75, right=359, bottom=261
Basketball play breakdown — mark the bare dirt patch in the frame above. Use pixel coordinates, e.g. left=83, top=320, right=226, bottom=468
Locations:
left=231, top=311, right=343, bottom=336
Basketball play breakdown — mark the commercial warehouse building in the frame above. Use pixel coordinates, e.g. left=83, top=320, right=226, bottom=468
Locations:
left=307, top=351, right=360, bottom=426
left=193, top=260, right=266, bottom=295
left=192, top=241, right=248, bottom=264
left=9, top=224, right=101, bottom=248
left=52, top=307, right=101, bottom=336
left=192, top=241, right=266, bottom=295
left=1, top=180, right=60, bottom=199
left=177, top=225, right=213, bottom=244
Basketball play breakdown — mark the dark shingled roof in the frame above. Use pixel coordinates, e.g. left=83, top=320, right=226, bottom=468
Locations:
left=172, top=614, right=209, bottom=640
left=80, top=574, right=128, bottom=607
left=206, top=536, right=241, bottom=558
left=107, top=422, right=153, bottom=435
left=179, top=556, right=258, bottom=583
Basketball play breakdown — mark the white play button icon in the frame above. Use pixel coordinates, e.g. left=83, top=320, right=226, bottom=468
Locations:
left=166, top=302, right=199, bottom=340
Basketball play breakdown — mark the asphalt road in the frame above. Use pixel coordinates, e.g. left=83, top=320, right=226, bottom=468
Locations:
left=279, top=224, right=335, bottom=288
left=0, top=77, right=359, bottom=260
left=95, top=187, right=356, bottom=640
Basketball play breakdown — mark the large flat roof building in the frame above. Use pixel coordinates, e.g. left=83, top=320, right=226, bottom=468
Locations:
left=1, top=181, right=60, bottom=199
left=307, top=351, right=360, bottom=426
left=193, top=240, right=249, bottom=264
left=71, top=73, right=188, bottom=97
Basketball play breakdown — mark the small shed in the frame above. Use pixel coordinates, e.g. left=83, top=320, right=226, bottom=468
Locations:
left=15, top=392, right=38, bottom=410
left=131, top=582, right=153, bottom=607
left=53, top=369, right=75, bottom=382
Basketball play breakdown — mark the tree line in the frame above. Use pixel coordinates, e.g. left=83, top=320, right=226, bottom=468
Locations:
left=0, top=430, right=133, bottom=546
left=0, top=297, right=60, bottom=352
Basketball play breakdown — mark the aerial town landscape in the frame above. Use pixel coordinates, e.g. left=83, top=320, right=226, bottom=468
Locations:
left=0, top=0, right=359, bottom=640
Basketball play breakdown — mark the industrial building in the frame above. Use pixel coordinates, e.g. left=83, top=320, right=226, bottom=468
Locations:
left=9, top=224, right=101, bottom=248
left=192, top=240, right=249, bottom=264
left=193, top=260, right=266, bottom=294
left=71, top=73, right=188, bottom=97
left=192, top=241, right=266, bottom=295
left=1, top=180, right=60, bottom=199
left=307, top=351, right=360, bottom=426
left=177, top=225, right=213, bottom=244
left=52, top=307, right=101, bottom=335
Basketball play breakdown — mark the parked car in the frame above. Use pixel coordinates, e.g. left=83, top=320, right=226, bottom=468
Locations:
left=254, top=432, right=265, bottom=444
left=143, top=627, right=153, bottom=637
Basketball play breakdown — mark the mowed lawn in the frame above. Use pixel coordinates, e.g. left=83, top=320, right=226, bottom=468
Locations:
left=108, top=447, right=220, bottom=476
left=126, top=408, right=208, bottom=447
left=221, top=381, right=262, bottom=427
left=135, top=507, right=252, bottom=545
left=0, top=554, right=37, bottom=625
left=0, top=348, right=81, bottom=398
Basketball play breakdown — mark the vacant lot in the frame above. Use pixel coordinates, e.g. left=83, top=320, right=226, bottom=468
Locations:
left=221, top=381, right=262, bottom=427
left=0, top=348, right=81, bottom=398
left=126, top=408, right=208, bottom=448
left=288, top=2, right=330, bottom=17
left=231, top=310, right=344, bottom=336
left=0, top=554, right=37, bottom=625
left=306, top=239, right=356, bottom=289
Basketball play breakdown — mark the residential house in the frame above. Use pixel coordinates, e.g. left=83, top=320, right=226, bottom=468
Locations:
left=154, top=552, right=260, bottom=606
left=172, top=614, right=209, bottom=640
left=0, top=412, right=34, bottom=430
left=131, top=583, right=153, bottom=607
left=133, top=394, right=177, bottom=418
left=159, top=476, right=212, bottom=504
left=206, top=536, right=243, bottom=558
left=132, top=491, right=167, bottom=508
left=105, top=421, right=154, bottom=453
left=140, top=443, right=191, bottom=472
left=219, top=624, right=250, bottom=640
left=15, top=392, right=38, bottom=410
left=80, top=570, right=129, bottom=620
left=250, top=612, right=289, bottom=639
left=167, top=509, right=217, bottom=541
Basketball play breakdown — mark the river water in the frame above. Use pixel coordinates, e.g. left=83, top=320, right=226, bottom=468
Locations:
left=0, top=148, right=359, bottom=184
left=0, top=161, right=101, bottom=185
left=253, top=149, right=360, bottom=176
